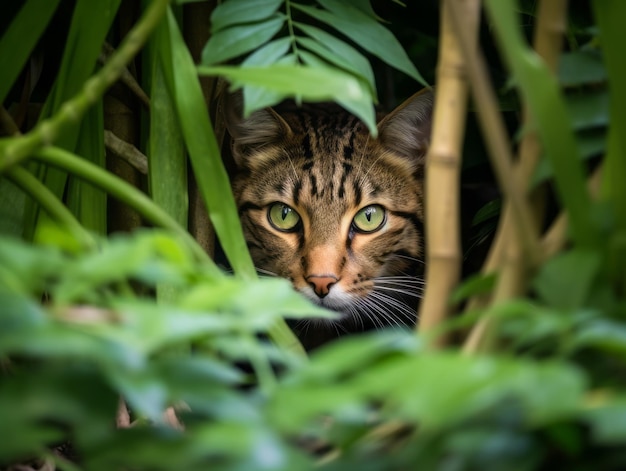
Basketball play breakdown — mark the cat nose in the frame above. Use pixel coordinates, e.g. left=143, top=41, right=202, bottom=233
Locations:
left=306, top=275, right=339, bottom=298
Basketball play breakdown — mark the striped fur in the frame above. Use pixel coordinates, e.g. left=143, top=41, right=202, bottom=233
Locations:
left=225, top=90, right=433, bottom=341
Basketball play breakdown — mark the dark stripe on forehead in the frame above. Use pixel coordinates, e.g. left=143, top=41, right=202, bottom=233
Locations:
left=337, top=111, right=352, bottom=131
left=338, top=173, right=347, bottom=199
left=352, top=180, right=362, bottom=207
left=309, top=173, right=318, bottom=197
left=302, top=133, right=313, bottom=159
left=292, top=178, right=303, bottom=206
left=343, top=132, right=356, bottom=160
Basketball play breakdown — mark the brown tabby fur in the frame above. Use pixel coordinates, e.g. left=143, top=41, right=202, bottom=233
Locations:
left=224, top=90, right=433, bottom=348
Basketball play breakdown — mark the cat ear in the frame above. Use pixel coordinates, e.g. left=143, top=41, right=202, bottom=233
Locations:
left=376, top=89, right=433, bottom=163
left=221, top=91, right=293, bottom=166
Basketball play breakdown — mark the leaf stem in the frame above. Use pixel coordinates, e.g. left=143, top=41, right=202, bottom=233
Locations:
left=33, top=146, right=218, bottom=272
left=285, top=0, right=302, bottom=62
left=7, top=165, right=96, bottom=249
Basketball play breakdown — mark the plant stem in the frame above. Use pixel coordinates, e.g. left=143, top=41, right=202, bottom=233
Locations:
left=462, top=0, right=570, bottom=355
left=0, top=0, right=171, bottom=173
left=33, top=146, right=217, bottom=271
left=7, top=165, right=96, bottom=249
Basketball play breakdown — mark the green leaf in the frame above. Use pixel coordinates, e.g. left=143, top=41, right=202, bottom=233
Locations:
left=558, top=50, right=607, bottom=87
left=532, top=249, right=602, bottom=309
left=293, top=1, right=426, bottom=86
left=201, top=14, right=285, bottom=65
left=294, top=22, right=376, bottom=94
left=23, top=0, right=121, bottom=242
left=270, top=334, right=586, bottom=432
left=242, top=37, right=291, bottom=65
left=241, top=37, right=294, bottom=110
left=163, top=10, right=256, bottom=278
left=570, top=318, right=626, bottom=356
left=585, top=398, right=626, bottom=444
left=593, top=0, right=626, bottom=236
left=567, top=88, right=609, bottom=130
left=198, top=64, right=377, bottom=134
left=484, top=0, right=599, bottom=248
left=67, top=101, right=107, bottom=234
left=0, top=0, right=61, bottom=104
left=210, top=0, right=283, bottom=33
left=450, top=273, right=497, bottom=304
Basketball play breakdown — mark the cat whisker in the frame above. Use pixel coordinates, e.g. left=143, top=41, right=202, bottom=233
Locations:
left=389, top=253, right=424, bottom=262
left=367, top=291, right=418, bottom=326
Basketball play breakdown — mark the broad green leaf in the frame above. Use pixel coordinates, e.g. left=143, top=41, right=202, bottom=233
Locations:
left=243, top=44, right=296, bottom=111
left=567, top=88, right=609, bottom=130
left=149, top=32, right=188, bottom=302
left=296, top=51, right=377, bottom=136
left=163, top=10, right=255, bottom=278
left=0, top=236, right=65, bottom=295
left=0, top=0, right=61, bottom=104
left=198, top=64, right=377, bottom=134
left=532, top=249, right=602, bottom=309
left=531, top=128, right=606, bottom=187
left=270, top=336, right=585, bottom=432
left=570, top=318, right=626, bottom=356
left=150, top=45, right=188, bottom=228
left=201, top=14, right=285, bottom=65
left=450, top=273, right=497, bottom=304
left=593, top=1, right=626, bottom=238
left=293, top=1, right=426, bottom=86
left=0, top=179, right=26, bottom=237
left=559, top=50, right=606, bottom=87
left=585, top=398, right=626, bottom=444
left=242, top=37, right=291, bottom=65
left=211, top=0, right=283, bottom=33
left=294, top=22, right=376, bottom=94
left=24, top=0, right=121, bottom=242
left=349, top=0, right=386, bottom=21
left=296, top=36, right=375, bottom=95
left=67, top=101, right=107, bottom=234
left=241, top=37, right=293, bottom=109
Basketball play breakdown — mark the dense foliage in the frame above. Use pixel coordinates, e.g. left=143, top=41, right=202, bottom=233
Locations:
left=1, top=0, right=626, bottom=469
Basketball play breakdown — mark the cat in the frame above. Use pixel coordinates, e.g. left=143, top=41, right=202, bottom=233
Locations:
left=223, top=90, right=433, bottom=348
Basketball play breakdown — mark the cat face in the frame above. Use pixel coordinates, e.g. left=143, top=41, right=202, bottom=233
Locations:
left=225, top=91, right=432, bottom=331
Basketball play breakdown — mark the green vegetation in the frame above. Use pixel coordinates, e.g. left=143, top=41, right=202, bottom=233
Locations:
left=1, top=0, right=625, bottom=469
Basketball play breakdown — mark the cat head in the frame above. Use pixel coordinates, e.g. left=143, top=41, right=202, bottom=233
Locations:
left=223, top=90, right=433, bottom=330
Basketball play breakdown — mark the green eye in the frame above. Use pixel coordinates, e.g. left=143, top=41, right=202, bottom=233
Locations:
left=352, top=205, right=386, bottom=233
left=268, top=203, right=301, bottom=231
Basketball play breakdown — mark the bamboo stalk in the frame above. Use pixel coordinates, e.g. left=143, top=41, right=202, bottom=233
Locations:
left=417, top=0, right=480, bottom=342
left=446, top=1, right=541, bottom=268
left=462, top=0, right=569, bottom=354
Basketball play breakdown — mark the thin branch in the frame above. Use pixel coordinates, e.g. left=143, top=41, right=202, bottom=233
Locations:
left=99, top=42, right=151, bottom=108
left=104, top=129, right=149, bottom=174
